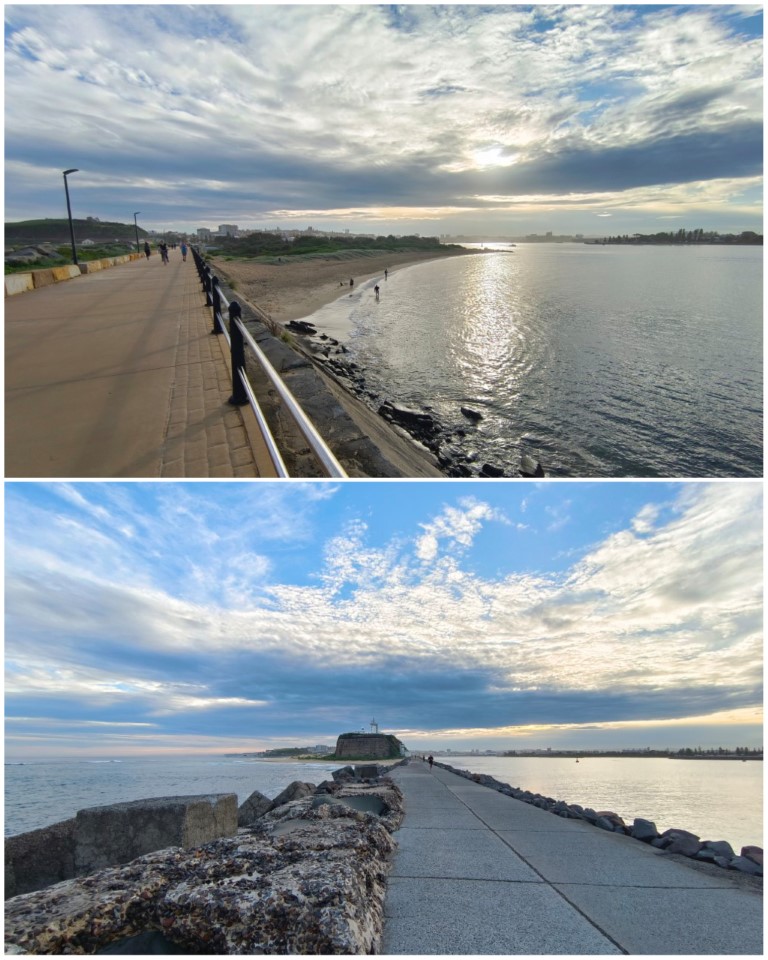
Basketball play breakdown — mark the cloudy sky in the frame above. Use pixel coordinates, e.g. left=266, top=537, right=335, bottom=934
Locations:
left=4, top=480, right=762, bottom=758
left=4, top=4, right=763, bottom=237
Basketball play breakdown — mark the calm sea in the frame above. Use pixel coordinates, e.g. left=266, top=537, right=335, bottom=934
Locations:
left=5, top=755, right=761, bottom=852
left=309, top=243, right=763, bottom=477
left=435, top=755, right=762, bottom=852
left=3, top=757, right=340, bottom=838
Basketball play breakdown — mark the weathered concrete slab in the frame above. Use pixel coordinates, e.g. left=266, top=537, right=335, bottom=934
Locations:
left=555, top=883, right=764, bottom=955
left=393, top=826, right=542, bottom=882
left=74, top=794, right=237, bottom=874
left=52, top=265, right=81, bottom=282
left=383, top=877, right=621, bottom=955
left=5, top=819, right=76, bottom=898
left=31, top=268, right=56, bottom=288
left=497, top=827, right=733, bottom=887
left=79, top=259, right=103, bottom=273
left=4, top=273, right=34, bottom=296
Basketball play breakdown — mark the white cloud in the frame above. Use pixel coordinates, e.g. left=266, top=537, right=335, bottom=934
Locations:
left=4, top=483, right=761, bottom=730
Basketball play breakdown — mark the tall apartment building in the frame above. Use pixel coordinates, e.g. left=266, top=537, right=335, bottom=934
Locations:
left=218, top=224, right=239, bottom=237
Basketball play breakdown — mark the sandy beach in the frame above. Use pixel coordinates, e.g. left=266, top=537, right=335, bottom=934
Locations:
left=210, top=247, right=472, bottom=325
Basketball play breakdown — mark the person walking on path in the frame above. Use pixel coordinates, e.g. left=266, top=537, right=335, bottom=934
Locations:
left=428, top=754, right=434, bottom=769
left=159, top=241, right=169, bottom=266
left=144, top=241, right=151, bottom=260
left=180, top=241, right=188, bottom=262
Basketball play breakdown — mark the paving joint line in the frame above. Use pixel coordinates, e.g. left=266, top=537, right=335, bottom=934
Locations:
left=437, top=774, right=630, bottom=954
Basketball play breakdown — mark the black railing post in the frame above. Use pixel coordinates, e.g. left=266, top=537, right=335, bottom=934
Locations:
left=211, top=276, right=222, bottom=334
left=228, top=301, right=248, bottom=406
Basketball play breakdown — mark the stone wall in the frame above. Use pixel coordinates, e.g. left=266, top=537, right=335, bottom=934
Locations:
left=5, top=794, right=237, bottom=898
left=335, top=733, right=402, bottom=760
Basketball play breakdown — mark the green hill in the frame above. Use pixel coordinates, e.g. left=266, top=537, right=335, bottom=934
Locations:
left=5, top=218, right=147, bottom=247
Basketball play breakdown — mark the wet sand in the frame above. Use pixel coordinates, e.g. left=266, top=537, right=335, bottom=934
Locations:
left=210, top=247, right=472, bottom=325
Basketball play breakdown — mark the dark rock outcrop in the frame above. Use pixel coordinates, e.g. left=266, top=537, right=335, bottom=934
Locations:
left=269, top=781, right=316, bottom=808
left=237, top=789, right=273, bottom=826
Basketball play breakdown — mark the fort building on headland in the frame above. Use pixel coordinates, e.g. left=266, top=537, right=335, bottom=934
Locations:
left=334, top=730, right=408, bottom=761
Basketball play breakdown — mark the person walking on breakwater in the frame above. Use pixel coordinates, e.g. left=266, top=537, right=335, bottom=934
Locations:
left=428, top=755, right=434, bottom=769
left=144, top=241, right=151, bottom=260
left=180, top=241, right=188, bottom=262
left=159, top=241, right=169, bottom=266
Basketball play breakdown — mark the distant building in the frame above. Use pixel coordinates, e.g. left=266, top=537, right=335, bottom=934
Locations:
left=197, top=228, right=212, bottom=240
left=218, top=224, right=239, bottom=237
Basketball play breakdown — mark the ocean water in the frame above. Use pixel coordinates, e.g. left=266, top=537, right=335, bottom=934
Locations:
left=3, top=756, right=340, bottom=838
left=435, top=755, right=762, bottom=852
left=306, top=243, right=763, bottom=478
left=5, top=755, right=761, bottom=853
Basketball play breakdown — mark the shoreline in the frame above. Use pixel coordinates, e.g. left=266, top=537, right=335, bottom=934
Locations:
left=212, top=246, right=529, bottom=478
left=210, top=246, right=474, bottom=326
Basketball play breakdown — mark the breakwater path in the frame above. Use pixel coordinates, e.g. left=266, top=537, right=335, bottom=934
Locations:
left=5, top=255, right=274, bottom=477
left=383, top=762, right=762, bottom=955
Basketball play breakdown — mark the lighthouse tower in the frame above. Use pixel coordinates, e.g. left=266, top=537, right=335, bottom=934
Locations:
left=370, top=717, right=379, bottom=734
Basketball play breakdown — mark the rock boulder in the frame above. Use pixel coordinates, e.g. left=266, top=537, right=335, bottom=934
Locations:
left=237, top=789, right=273, bottom=826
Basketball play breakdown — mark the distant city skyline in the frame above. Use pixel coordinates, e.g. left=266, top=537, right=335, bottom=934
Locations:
left=4, top=4, right=763, bottom=237
left=5, top=481, right=762, bottom=758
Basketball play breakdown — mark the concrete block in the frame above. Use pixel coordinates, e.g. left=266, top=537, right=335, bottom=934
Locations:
left=5, top=273, right=34, bottom=296
left=31, top=268, right=56, bottom=288
left=80, top=260, right=102, bottom=273
left=5, top=818, right=76, bottom=898
left=74, top=794, right=237, bottom=874
left=355, top=764, right=381, bottom=779
left=51, top=265, right=81, bottom=282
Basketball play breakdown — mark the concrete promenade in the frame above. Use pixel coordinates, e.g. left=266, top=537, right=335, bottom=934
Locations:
left=383, top=761, right=762, bottom=955
left=5, top=253, right=275, bottom=477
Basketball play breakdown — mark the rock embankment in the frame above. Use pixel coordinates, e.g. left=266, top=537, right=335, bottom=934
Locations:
left=5, top=768, right=404, bottom=955
left=434, top=761, right=763, bottom=879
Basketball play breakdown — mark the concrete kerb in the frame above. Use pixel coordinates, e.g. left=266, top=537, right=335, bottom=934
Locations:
left=5, top=252, right=143, bottom=296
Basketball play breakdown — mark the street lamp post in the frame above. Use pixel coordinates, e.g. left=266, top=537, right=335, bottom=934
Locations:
left=62, top=168, right=79, bottom=266
left=133, top=212, right=141, bottom=253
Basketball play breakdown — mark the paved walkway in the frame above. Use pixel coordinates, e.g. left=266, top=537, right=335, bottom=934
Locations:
left=5, top=254, right=276, bottom=477
left=383, top=761, right=762, bottom=955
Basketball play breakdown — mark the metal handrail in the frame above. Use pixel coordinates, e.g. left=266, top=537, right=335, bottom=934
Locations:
left=192, top=247, right=347, bottom=478
left=237, top=368, right=289, bottom=477
left=236, top=320, right=347, bottom=479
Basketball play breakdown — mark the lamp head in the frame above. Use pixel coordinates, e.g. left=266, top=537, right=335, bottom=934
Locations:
left=63, top=168, right=79, bottom=176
